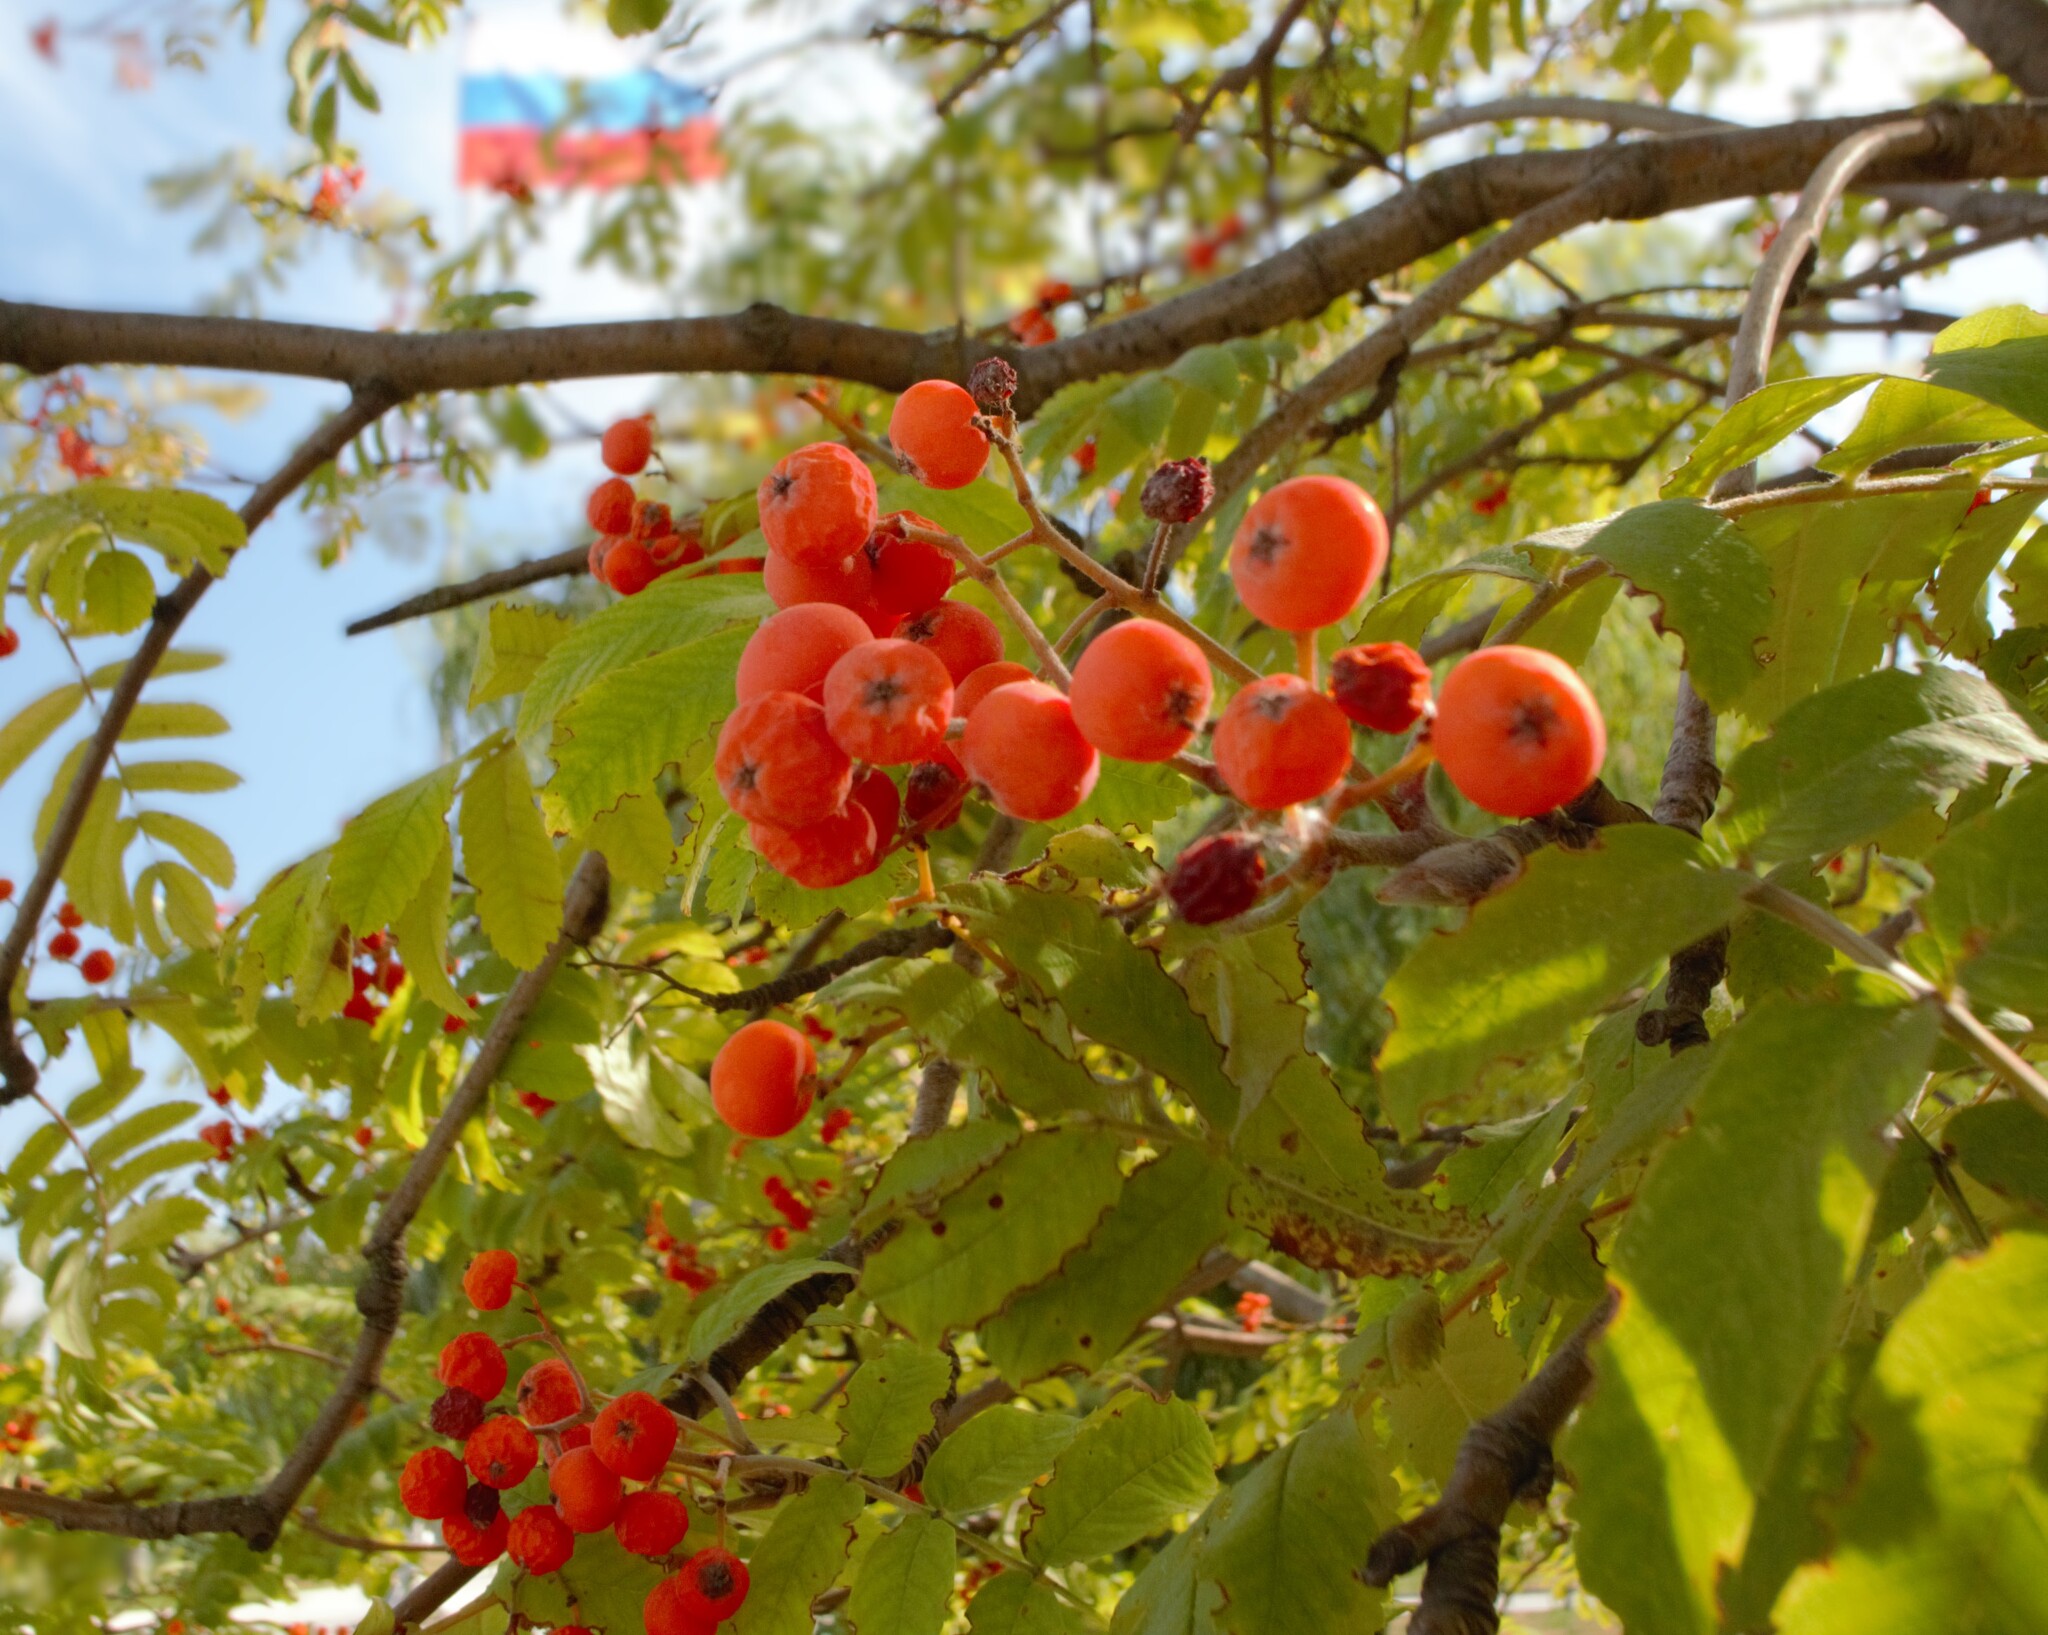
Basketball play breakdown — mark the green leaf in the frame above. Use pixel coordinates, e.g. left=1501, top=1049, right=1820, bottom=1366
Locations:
left=81, top=549, right=155, bottom=635
left=1382, top=1311, right=1529, bottom=1483
left=136, top=811, right=235, bottom=888
left=392, top=836, right=470, bottom=1019
left=1358, top=537, right=1574, bottom=647
left=981, top=1144, right=1234, bottom=1383
left=1942, top=1099, right=2048, bottom=1211
left=579, top=786, right=676, bottom=891
left=967, top=1571, right=1085, bottom=1635
left=861, top=1126, right=1125, bottom=1344
left=1193, top=1411, right=1398, bottom=1634
left=1931, top=490, right=2037, bottom=659
left=460, top=744, right=562, bottom=968
left=121, top=758, right=241, bottom=795
left=607, top=0, right=672, bottom=36
left=326, top=763, right=457, bottom=934
left=844, top=1514, right=956, bottom=1635
left=50, top=482, right=246, bottom=572
left=470, top=603, right=575, bottom=708
left=684, top=1258, right=847, bottom=1365
left=1061, top=757, right=1193, bottom=833
left=1924, top=332, right=2048, bottom=432
left=123, top=700, right=229, bottom=741
left=545, top=1526, right=664, bottom=1634
left=1721, top=668, right=2046, bottom=865
left=944, top=883, right=1239, bottom=1129
left=730, top=1474, right=864, bottom=1635
left=1024, top=1390, right=1217, bottom=1566
left=1566, top=993, right=1939, bottom=1635
left=876, top=474, right=1030, bottom=554
left=107, top=1195, right=210, bottom=1254
left=1725, top=868, right=1836, bottom=1005
left=1578, top=500, right=1771, bottom=709
left=923, top=1408, right=1082, bottom=1514
left=836, top=1339, right=953, bottom=1477
left=1663, top=375, right=1883, bottom=498
left=1375, top=825, right=1747, bottom=1133
left=1819, top=378, right=2038, bottom=480
left=0, top=684, right=85, bottom=790
left=1773, top=1231, right=2048, bottom=1634
left=1919, top=771, right=2048, bottom=1016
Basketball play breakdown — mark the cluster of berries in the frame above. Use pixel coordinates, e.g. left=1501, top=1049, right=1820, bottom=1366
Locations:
left=342, top=931, right=406, bottom=1025
left=212, top=1292, right=268, bottom=1346
left=399, top=1253, right=750, bottom=1630
left=31, top=899, right=116, bottom=983
left=584, top=416, right=734, bottom=596
left=817, top=1105, right=854, bottom=1145
left=0, top=1410, right=35, bottom=1457
left=198, top=1119, right=254, bottom=1162
left=647, top=1203, right=719, bottom=1292
left=760, top=1175, right=814, bottom=1250
left=1235, top=1291, right=1273, bottom=1334
left=1183, top=211, right=1247, bottom=273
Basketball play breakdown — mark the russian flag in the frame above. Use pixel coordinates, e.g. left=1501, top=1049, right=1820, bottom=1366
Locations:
left=458, top=14, right=721, bottom=193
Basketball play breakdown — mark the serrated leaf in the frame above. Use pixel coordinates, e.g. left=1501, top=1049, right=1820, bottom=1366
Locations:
left=845, top=1514, right=956, bottom=1635
left=1025, top=1390, right=1217, bottom=1566
left=1931, top=491, right=2037, bottom=659
left=392, top=836, right=469, bottom=1019
left=326, top=763, right=456, bottom=934
left=122, top=701, right=229, bottom=741
left=1358, top=538, right=1574, bottom=647
left=684, top=1258, right=848, bottom=1365
left=1942, top=1099, right=2048, bottom=1210
left=923, top=1408, right=1082, bottom=1514
left=579, top=785, right=676, bottom=891
left=730, top=1474, right=864, bottom=1635
left=107, top=1195, right=210, bottom=1254
left=1664, top=375, right=1884, bottom=497
left=1375, top=825, right=1747, bottom=1133
left=460, top=743, right=562, bottom=968
left=1721, top=668, right=2046, bottom=865
left=1919, top=772, right=2048, bottom=1016
left=857, top=960, right=1100, bottom=1119
left=982, top=1144, right=1233, bottom=1383
left=1578, top=500, right=1771, bottom=709
left=470, top=602, right=575, bottom=708
left=862, top=1126, right=1125, bottom=1344
left=81, top=549, right=155, bottom=634
left=136, top=811, right=235, bottom=888
left=877, top=474, right=1030, bottom=554
left=1924, top=331, right=2048, bottom=432
left=837, top=1339, right=953, bottom=1477
left=1819, top=378, right=2038, bottom=480
left=0, top=684, right=85, bottom=790
left=36, top=482, right=246, bottom=572
left=1382, top=1312, right=1529, bottom=1484
left=967, top=1570, right=1085, bottom=1635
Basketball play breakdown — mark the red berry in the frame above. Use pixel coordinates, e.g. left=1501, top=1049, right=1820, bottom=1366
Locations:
left=208, top=1083, right=230, bottom=1105
left=561, top=1422, right=592, bottom=1450
left=1329, top=643, right=1432, bottom=734
left=1167, top=833, right=1268, bottom=925
left=630, top=500, right=673, bottom=540
left=56, top=902, right=82, bottom=930
left=819, top=1107, right=855, bottom=1144
left=508, top=1503, right=576, bottom=1574
left=464, top=1416, right=539, bottom=1490
left=737, top=604, right=874, bottom=705
left=710, top=1020, right=817, bottom=1138
left=961, top=680, right=1099, bottom=822
left=749, top=801, right=881, bottom=889
left=645, top=1574, right=708, bottom=1635
left=1229, top=476, right=1388, bottom=631
left=1212, top=675, right=1352, bottom=810
left=850, top=765, right=902, bottom=846
left=602, top=415, right=655, bottom=476
left=758, top=442, right=878, bottom=567
left=904, top=746, right=969, bottom=832
left=867, top=513, right=957, bottom=618
left=604, top=537, right=662, bottom=596
left=715, top=692, right=853, bottom=828
left=588, top=478, right=636, bottom=536
left=616, top=1489, right=690, bottom=1557
left=78, top=949, right=115, bottom=984
left=462, top=1250, right=519, bottom=1312
left=762, top=540, right=884, bottom=625
left=549, top=1444, right=623, bottom=1532
left=766, top=1225, right=791, bottom=1251
left=0, top=629, right=17, bottom=659
left=1069, top=619, right=1213, bottom=762
left=438, top=1332, right=508, bottom=1402
left=952, top=660, right=1035, bottom=721
left=823, top=638, right=954, bottom=765
left=430, top=1387, right=488, bottom=1440
left=46, top=929, right=79, bottom=961
left=442, top=1508, right=510, bottom=1567
left=678, top=1545, right=751, bottom=1622
left=516, top=1090, right=557, bottom=1118
left=1432, top=645, right=1606, bottom=818
left=894, top=599, right=1004, bottom=685
left=399, top=1446, right=468, bottom=1520
left=593, top=1390, right=680, bottom=1483
left=517, top=1357, right=582, bottom=1427
left=353, top=1125, right=374, bottom=1148
left=1072, top=437, right=1097, bottom=473
left=889, top=380, right=990, bottom=490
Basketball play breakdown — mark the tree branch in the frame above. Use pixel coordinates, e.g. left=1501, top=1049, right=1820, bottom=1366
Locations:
left=586, top=921, right=956, bottom=1013
left=345, top=546, right=586, bottom=636
left=0, top=384, right=401, bottom=1106
left=1923, top=0, right=2048, bottom=93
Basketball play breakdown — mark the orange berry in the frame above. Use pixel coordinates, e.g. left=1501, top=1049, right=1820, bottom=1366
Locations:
left=895, top=599, right=1004, bottom=685
left=604, top=537, right=662, bottom=596
left=715, top=692, right=853, bottom=828
left=549, top=1444, right=624, bottom=1533
left=56, top=902, right=84, bottom=930
left=889, top=380, right=991, bottom=490
left=399, top=1446, right=468, bottom=1520
left=749, top=803, right=881, bottom=889
left=952, top=661, right=1034, bottom=720
left=464, top=1416, right=539, bottom=1490
left=438, top=1332, right=507, bottom=1401
left=823, top=638, right=954, bottom=764
left=517, top=1357, right=582, bottom=1427
left=1229, top=475, right=1388, bottom=631
left=763, top=542, right=884, bottom=628
left=442, top=1508, right=509, bottom=1567
left=676, top=1546, right=751, bottom=1622
left=1069, top=619, right=1213, bottom=762
left=850, top=765, right=901, bottom=845
left=867, top=512, right=957, bottom=617
left=78, top=949, right=116, bottom=984
left=46, top=929, right=79, bottom=961
left=508, top=1503, right=576, bottom=1574
left=1329, top=643, right=1431, bottom=733
left=736, top=604, right=873, bottom=704
left=710, top=1020, right=817, bottom=1138
left=602, top=415, right=655, bottom=476
left=594, top=1390, right=681, bottom=1483
left=1432, top=645, right=1605, bottom=817
left=1212, top=675, right=1352, bottom=809
left=645, top=1573, right=705, bottom=1635
left=461, top=1249, right=519, bottom=1312
left=961, top=680, right=1100, bottom=821
left=588, top=478, right=636, bottom=536
left=616, top=1488, right=691, bottom=1557
left=758, top=442, right=878, bottom=567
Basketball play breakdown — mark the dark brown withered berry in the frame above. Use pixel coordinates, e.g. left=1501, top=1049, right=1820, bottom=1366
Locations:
left=1167, top=832, right=1267, bottom=925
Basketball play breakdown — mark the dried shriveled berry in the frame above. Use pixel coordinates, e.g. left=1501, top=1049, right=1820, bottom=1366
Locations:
left=1140, top=458, right=1214, bottom=525
left=464, top=1481, right=502, bottom=1529
left=594, top=1391, right=680, bottom=1483
left=967, top=357, right=1017, bottom=415
left=430, top=1386, right=488, bottom=1441
left=1329, top=643, right=1432, bottom=734
left=1167, top=833, right=1267, bottom=925
left=465, top=1415, right=539, bottom=1490
left=462, top=1250, right=519, bottom=1312
left=438, top=1332, right=508, bottom=1402
left=905, top=748, right=969, bottom=832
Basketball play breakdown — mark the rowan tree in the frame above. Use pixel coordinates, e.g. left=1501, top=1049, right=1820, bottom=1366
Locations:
left=3, top=2, right=2048, bottom=1634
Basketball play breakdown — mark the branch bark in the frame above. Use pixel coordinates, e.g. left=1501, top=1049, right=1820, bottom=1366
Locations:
left=0, top=384, right=401, bottom=1106
left=1923, top=0, right=2048, bottom=92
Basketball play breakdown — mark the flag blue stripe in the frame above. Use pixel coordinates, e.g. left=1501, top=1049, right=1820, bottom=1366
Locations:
left=459, top=71, right=711, bottom=133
